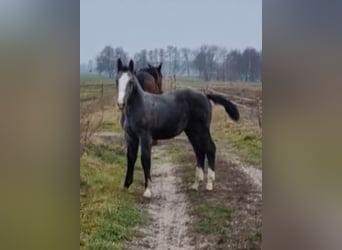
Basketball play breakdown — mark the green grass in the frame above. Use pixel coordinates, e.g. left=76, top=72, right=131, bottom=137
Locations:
left=80, top=84, right=115, bottom=102
left=216, top=122, right=262, bottom=165
left=171, top=79, right=261, bottom=89
left=167, top=141, right=192, bottom=164
left=88, top=144, right=125, bottom=166
left=194, top=205, right=233, bottom=235
left=248, top=231, right=262, bottom=244
left=80, top=73, right=116, bottom=102
left=79, top=77, right=261, bottom=248
left=97, top=108, right=123, bottom=133
left=81, top=74, right=114, bottom=85
left=80, top=143, right=145, bottom=250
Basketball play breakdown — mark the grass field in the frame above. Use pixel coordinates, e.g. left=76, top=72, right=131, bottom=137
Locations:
left=80, top=73, right=262, bottom=249
left=80, top=141, right=146, bottom=249
left=80, top=74, right=115, bottom=102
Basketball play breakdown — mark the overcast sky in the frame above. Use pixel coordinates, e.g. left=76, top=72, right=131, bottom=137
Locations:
left=80, top=0, right=262, bottom=63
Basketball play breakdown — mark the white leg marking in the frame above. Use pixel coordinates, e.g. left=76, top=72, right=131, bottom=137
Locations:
left=208, top=168, right=215, bottom=181
left=191, top=181, right=199, bottom=190
left=206, top=168, right=215, bottom=191
left=143, top=181, right=152, bottom=198
left=197, top=167, right=204, bottom=181
left=191, top=167, right=203, bottom=190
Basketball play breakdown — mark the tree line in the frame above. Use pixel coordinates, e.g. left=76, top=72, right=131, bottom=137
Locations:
left=93, top=45, right=261, bottom=82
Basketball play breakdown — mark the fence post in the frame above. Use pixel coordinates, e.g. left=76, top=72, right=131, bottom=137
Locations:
left=101, top=83, right=104, bottom=97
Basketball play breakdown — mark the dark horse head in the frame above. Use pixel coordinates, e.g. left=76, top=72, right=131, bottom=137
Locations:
left=147, top=63, right=163, bottom=91
left=137, top=63, right=163, bottom=94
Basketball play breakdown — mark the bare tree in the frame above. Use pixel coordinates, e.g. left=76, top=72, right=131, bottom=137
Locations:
left=114, top=47, right=128, bottom=65
left=88, top=59, right=93, bottom=73
left=172, top=47, right=180, bottom=75
left=223, top=50, right=243, bottom=81
left=242, top=48, right=261, bottom=82
left=153, top=48, right=159, bottom=64
left=95, top=44, right=261, bottom=82
left=181, top=48, right=191, bottom=76
left=134, top=49, right=148, bottom=69
left=192, top=45, right=219, bottom=81
left=96, top=46, right=115, bottom=78
left=159, top=48, right=165, bottom=74
left=95, top=46, right=128, bottom=78
left=166, top=45, right=173, bottom=75
left=148, top=50, right=154, bottom=64
left=159, top=48, right=165, bottom=62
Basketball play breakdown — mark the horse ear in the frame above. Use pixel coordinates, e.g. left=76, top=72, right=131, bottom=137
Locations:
left=148, top=63, right=153, bottom=68
left=117, top=58, right=123, bottom=72
left=158, top=63, right=162, bottom=72
left=128, top=59, right=134, bottom=72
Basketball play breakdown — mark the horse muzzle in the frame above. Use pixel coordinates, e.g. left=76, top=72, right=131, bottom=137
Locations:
left=117, top=102, right=125, bottom=110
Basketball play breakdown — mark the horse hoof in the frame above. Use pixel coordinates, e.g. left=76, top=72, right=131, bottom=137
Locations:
left=143, top=188, right=152, bottom=198
left=206, top=182, right=213, bottom=191
left=191, top=182, right=199, bottom=191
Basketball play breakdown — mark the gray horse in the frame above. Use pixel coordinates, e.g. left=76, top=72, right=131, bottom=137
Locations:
left=116, top=59, right=239, bottom=198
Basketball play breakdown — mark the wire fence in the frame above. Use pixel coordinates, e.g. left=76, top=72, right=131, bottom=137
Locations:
left=80, top=78, right=262, bottom=129
left=80, top=83, right=115, bottom=102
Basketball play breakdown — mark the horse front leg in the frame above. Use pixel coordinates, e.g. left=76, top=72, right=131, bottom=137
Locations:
left=124, top=133, right=139, bottom=189
left=140, top=135, right=152, bottom=198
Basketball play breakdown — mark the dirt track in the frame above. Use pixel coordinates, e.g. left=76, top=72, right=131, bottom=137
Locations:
left=85, top=81, right=262, bottom=250
left=127, top=144, right=194, bottom=250
left=93, top=132, right=262, bottom=250
left=127, top=141, right=261, bottom=250
left=93, top=82, right=263, bottom=249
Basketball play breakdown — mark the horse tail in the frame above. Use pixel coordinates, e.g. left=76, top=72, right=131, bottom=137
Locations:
left=206, top=93, right=240, bottom=121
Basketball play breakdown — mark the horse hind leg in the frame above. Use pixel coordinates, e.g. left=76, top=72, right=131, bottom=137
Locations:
left=185, top=129, right=205, bottom=191
left=205, top=133, right=216, bottom=191
left=192, top=163, right=204, bottom=190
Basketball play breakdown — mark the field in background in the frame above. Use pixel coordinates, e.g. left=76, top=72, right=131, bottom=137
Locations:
left=80, top=73, right=262, bottom=249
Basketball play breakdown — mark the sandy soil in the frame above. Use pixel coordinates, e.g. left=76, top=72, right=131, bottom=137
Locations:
left=93, top=127, right=262, bottom=250
left=126, top=144, right=194, bottom=250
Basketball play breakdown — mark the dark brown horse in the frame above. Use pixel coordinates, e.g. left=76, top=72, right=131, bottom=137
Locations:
left=136, top=63, right=163, bottom=94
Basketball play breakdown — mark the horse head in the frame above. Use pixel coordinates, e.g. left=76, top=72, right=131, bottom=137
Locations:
left=147, top=63, right=163, bottom=93
left=116, top=58, right=137, bottom=110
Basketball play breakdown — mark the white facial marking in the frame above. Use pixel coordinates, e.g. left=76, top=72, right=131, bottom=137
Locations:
left=117, top=72, right=130, bottom=105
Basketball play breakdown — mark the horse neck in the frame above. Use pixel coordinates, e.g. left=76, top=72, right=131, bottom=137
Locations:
left=126, top=78, right=145, bottom=112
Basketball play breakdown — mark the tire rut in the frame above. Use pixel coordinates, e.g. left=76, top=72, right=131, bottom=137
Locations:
left=127, top=144, right=193, bottom=250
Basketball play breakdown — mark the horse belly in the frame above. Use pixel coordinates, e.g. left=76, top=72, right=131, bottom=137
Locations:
left=152, top=116, right=187, bottom=140
left=152, top=128, right=183, bottom=140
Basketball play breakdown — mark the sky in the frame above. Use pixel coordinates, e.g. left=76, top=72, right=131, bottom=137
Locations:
left=80, top=0, right=262, bottom=63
